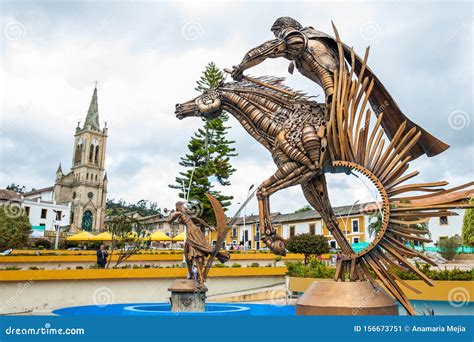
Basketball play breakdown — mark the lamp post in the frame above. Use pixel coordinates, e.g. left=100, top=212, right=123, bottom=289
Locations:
left=242, top=184, right=254, bottom=251
left=53, top=209, right=65, bottom=250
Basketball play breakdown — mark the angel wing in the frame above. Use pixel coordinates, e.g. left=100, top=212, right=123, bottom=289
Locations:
left=203, top=191, right=257, bottom=279
left=206, top=193, right=227, bottom=242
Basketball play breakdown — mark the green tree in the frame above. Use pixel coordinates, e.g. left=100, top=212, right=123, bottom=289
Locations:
left=170, top=62, right=237, bottom=224
left=106, top=213, right=150, bottom=268
left=438, top=236, right=459, bottom=261
left=0, top=205, right=31, bottom=250
left=286, top=233, right=330, bottom=265
left=409, top=221, right=430, bottom=250
left=368, top=209, right=430, bottom=249
left=462, top=198, right=474, bottom=247
left=6, top=183, right=26, bottom=194
left=195, top=62, right=224, bottom=92
left=294, top=205, right=312, bottom=213
left=106, top=198, right=161, bottom=217
left=368, top=211, right=383, bottom=238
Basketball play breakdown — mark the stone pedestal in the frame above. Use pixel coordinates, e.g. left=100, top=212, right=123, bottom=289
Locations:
left=168, top=279, right=207, bottom=312
left=296, top=281, right=398, bottom=316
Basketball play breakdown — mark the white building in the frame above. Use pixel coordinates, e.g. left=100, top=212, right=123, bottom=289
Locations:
left=22, top=187, right=71, bottom=238
left=427, top=210, right=463, bottom=246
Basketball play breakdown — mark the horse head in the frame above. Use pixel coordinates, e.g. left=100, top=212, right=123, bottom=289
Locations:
left=175, top=88, right=223, bottom=121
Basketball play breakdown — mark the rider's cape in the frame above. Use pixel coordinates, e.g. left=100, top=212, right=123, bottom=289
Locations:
left=301, top=27, right=449, bottom=159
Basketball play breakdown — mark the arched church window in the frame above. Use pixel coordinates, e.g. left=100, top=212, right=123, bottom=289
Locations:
left=74, top=139, right=83, bottom=165
left=82, top=210, right=93, bottom=232
left=89, top=139, right=99, bottom=164
left=89, top=144, right=94, bottom=163
left=72, top=191, right=76, bottom=199
left=95, top=145, right=100, bottom=164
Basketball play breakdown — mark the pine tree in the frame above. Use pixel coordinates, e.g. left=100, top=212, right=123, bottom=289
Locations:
left=170, top=62, right=237, bottom=224
left=195, top=62, right=224, bottom=92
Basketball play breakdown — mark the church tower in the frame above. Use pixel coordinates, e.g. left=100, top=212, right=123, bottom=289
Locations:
left=54, top=86, right=108, bottom=232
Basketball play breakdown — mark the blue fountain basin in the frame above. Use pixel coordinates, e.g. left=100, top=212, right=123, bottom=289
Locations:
left=52, top=300, right=471, bottom=316
left=124, top=303, right=251, bottom=316
left=53, top=303, right=295, bottom=316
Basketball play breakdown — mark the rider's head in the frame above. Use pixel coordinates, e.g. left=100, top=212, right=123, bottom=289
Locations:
left=271, top=17, right=302, bottom=37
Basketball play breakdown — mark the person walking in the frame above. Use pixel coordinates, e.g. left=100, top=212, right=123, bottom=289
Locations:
left=96, top=244, right=108, bottom=269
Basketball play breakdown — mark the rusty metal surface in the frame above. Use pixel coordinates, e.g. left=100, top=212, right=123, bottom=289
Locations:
left=296, top=281, right=398, bottom=316
left=174, top=18, right=473, bottom=316
left=167, top=200, right=229, bottom=289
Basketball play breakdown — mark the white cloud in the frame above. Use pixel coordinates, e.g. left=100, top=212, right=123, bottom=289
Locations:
left=0, top=1, right=472, bottom=218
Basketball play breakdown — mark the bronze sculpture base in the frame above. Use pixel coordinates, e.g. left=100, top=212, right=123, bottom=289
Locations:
left=168, top=279, right=207, bottom=312
left=296, top=281, right=398, bottom=316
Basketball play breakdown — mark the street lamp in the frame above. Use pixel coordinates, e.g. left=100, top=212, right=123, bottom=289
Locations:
left=52, top=209, right=65, bottom=250
left=242, top=184, right=254, bottom=251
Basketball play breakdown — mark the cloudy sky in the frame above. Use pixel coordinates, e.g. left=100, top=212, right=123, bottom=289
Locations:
left=1, top=0, right=472, bottom=216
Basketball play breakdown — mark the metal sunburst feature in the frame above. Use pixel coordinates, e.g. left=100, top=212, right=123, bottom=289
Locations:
left=325, top=25, right=473, bottom=315
left=175, top=22, right=473, bottom=315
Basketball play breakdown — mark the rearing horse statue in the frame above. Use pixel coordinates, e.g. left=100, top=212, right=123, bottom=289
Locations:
left=175, top=30, right=473, bottom=315
left=175, top=75, right=352, bottom=257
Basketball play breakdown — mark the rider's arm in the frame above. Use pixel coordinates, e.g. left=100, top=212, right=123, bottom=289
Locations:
left=232, top=38, right=286, bottom=80
left=232, top=29, right=306, bottom=81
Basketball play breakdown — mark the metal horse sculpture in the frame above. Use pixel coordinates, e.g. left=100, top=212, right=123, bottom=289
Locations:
left=176, top=76, right=337, bottom=256
left=175, top=29, right=473, bottom=315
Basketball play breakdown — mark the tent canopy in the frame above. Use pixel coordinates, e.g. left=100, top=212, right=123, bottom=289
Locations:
left=172, top=232, right=185, bottom=241
left=66, top=231, right=94, bottom=241
left=89, top=232, right=112, bottom=241
left=150, top=231, right=172, bottom=241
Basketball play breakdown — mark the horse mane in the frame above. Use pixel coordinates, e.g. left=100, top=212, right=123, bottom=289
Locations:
left=221, top=74, right=314, bottom=103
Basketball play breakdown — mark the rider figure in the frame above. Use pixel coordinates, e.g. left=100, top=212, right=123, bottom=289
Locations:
left=231, top=16, right=448, bottom=159
left=232, top=17, right=339, bottom=105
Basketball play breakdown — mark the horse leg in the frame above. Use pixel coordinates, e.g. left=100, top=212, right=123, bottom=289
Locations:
left=257, top=190, right=287, bottom=256
left=258, top=168, right=321, bottom=256
left=256, top=158, right=317, bottom=255
left=301, top=175, right=367, bottom=281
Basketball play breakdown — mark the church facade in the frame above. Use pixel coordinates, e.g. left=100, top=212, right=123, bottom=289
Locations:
left=53, top=87, right=108, bottom=232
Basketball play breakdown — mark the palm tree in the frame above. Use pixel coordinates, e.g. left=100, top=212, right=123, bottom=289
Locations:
left=368, top=210, right=431, bottom=250
left=368, top=211, right=383, bottom=238
left=410, top=222, right=431, bottom=251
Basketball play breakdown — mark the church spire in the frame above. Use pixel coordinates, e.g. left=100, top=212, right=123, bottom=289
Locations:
left=83, top=85, right=100, bottom=130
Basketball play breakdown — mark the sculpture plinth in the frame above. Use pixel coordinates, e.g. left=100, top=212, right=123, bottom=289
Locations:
left=168, top=279, right=207, bottom=313
left=296, top=281, right=398, bottom=316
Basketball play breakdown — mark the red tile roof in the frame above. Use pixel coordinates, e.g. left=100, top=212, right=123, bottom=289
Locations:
left=23, top=186, right=54, bottom=197
left=0, top=189, right=21, bottom=202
